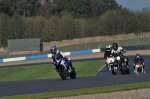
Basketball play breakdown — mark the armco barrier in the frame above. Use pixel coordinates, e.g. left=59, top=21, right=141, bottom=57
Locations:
left=0, top=59, right=3, bottom=63
left=70, top=50, right=92, bottom=55
left=0, top=49, right=101, bottom=63
left=26, top=54, right=48, bottom=60
left=3, top=57, right=26, bottom=63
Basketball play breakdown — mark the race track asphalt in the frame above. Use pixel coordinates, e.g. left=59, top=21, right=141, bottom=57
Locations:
left=0, top=56, right=150, bottom=97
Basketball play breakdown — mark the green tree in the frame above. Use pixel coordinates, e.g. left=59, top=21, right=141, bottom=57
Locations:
left=0, top=13, right=10, bottom=47
left=39, top=0, right=55, bottom=18
left=0, top=0, right=41, bottom=17
left=8, top=14, right=24, bottom=39
left=90, top=0, right=121, bottom=18
left=55, top=0, right=91, bottom=18
left=0, top=0, right=19, bottom=16
left=60, top=15, right=75, bottom=40
left=24, top=16, right=45, bottom=38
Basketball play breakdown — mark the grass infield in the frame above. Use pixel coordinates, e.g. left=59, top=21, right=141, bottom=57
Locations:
left=0, top=60, right=149, bottom=99
left=0, top=60, right=104, bottom=82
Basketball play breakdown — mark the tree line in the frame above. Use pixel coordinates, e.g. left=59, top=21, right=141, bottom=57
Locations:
left=0, top=0, right=150, bottom=47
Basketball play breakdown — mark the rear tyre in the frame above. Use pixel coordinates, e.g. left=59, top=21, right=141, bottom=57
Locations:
left=137, top=67, right=142, bottom=74
left=70, top=71, right=76, bottom=79
left=125, top=67, right=130, bottom=74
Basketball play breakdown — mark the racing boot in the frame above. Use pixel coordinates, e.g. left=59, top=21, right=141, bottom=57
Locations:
left=54, top=66, right=58, bottom=72
left=143, top=64, right=145, bottom=73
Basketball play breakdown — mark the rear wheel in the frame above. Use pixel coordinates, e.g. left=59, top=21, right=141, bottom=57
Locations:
left=70, top=71, right=76, bottom=79
left=137, top=67, right=142, bottom=74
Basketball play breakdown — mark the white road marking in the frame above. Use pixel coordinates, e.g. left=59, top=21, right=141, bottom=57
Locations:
left=94, top=65, right=106, bottom=76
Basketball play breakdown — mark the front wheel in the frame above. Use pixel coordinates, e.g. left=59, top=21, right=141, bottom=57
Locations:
left=125, top=66, right=130, bottom=74
left=58, top=67, right=67, bottom=80
left=119, top=64, right=125, bottom=75
left=111, top=65, right=117, bottom=75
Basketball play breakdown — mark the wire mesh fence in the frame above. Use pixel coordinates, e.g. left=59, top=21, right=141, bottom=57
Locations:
left=0, top=33, right=150, bottom=58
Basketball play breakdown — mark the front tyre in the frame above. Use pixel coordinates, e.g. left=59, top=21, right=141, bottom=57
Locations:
left=125, top=66, right=130, bottom=74
left=111, top=65, right=117, bottom=75
left=119, top=63, right=125, bottom=75
left=58, top=67, right=67, bottom=80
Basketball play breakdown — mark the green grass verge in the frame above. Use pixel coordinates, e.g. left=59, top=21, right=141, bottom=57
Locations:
left=0, top=60, right=104, bottom=82
left=0, top=81, right=150, bottom=99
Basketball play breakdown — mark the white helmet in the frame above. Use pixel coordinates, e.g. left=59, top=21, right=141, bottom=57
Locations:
left=106, top=45, right=111, bottom=51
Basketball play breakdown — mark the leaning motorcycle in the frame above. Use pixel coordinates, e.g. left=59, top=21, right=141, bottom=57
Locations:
left=55, top=57, right=76, bottom=80
left=134, top=62, right=145, bottom=74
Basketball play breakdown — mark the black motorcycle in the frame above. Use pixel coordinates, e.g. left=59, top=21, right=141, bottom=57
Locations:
left=111, top=53, right=130, bottom=75
left=115, top=53, right=130, bottom=75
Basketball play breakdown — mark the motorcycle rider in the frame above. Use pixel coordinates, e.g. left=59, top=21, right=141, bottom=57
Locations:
left=104, top=45, right=112, bottom=70
left=50, top=45, right=75, bottom=73
left=133, top=52, right=145, bottom=73
left=111, top=42, right=130, bottom=68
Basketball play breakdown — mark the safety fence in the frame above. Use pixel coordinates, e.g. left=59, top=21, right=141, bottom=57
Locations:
left=0, top=49, right=101, bottom=63
left=0, top=33, right=150, bottom=58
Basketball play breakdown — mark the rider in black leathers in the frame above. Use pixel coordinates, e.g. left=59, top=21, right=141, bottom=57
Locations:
left=133, top=52, right=145, bottom=73
left=104, top=45, right=112, bottom=70
left=104, top=45, right=112, bottom=59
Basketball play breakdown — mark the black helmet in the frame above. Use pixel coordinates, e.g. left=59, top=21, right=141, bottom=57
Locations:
left=112, top=43, right=118, bottom=51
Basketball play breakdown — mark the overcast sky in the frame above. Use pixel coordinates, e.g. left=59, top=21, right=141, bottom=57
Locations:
left=116, top=0, right=150, bottom=11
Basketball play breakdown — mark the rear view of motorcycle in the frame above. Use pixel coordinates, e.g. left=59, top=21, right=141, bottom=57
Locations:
left=134, top=62, right=145, bottom=74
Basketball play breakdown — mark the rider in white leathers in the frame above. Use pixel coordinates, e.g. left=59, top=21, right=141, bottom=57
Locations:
left=111, top=42, right=130, bottom=68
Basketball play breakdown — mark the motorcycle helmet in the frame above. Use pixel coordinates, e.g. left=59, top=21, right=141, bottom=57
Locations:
left=136, top=52, right=141, bottom=58
left=50, top=45, right=57, bottom=54
left=136, top=52, right=140, bottom=56
left=112, top=42, right=118, bottom=51
left=136, top=52, right=141, bottom=60
left=106, top=45, right=111, bottom=51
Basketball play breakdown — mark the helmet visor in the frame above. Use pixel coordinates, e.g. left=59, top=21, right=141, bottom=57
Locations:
left=51, top=49, right=54, bottom=53
left=114, top=46, right=117, bottom=50
left=107, top=48, right=110, bottom=51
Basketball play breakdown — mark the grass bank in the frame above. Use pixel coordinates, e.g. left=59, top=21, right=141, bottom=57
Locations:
left=0, top=60, right=104, bottom=82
